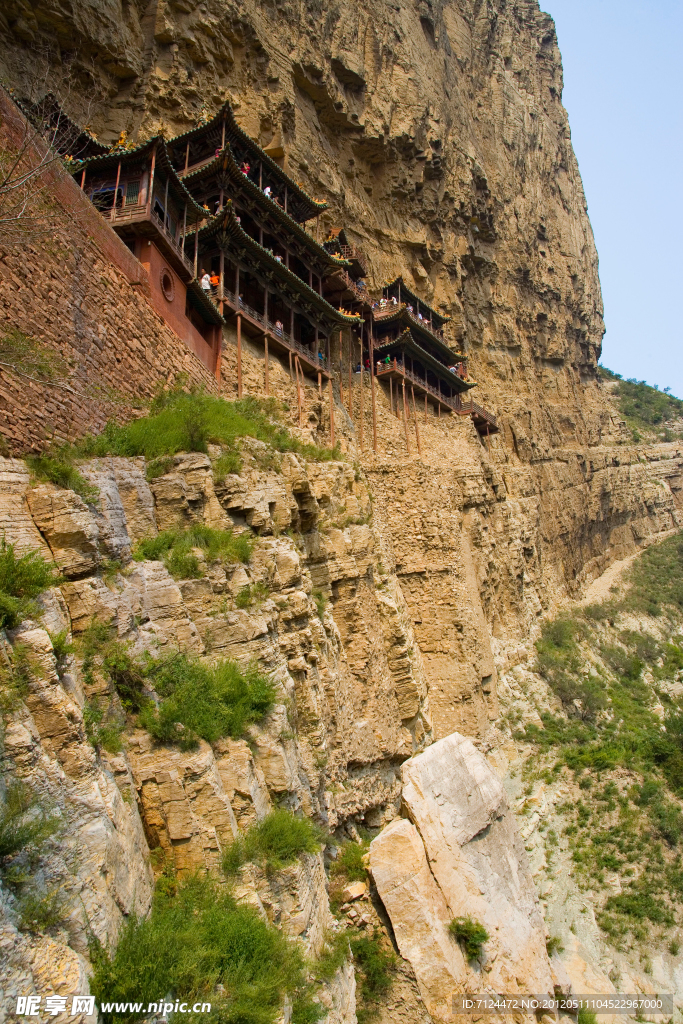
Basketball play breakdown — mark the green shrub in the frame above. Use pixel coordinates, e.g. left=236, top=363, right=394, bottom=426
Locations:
left=18, top=885, right=67, bottom=932
left=83, top=699, right=124, bottom=753
left=139, top=655, right=276, bottom=750
left=331, top=841, right=369, bottom=883
left=223, top=809, right=325, bottom=874
left=349, top=932, right=395, bottom=1023
left=448, top=916, right=489, bottom=960
left=0, top=780, right=59, bottom=861
left=314, top=931, right=350, bottom=981
left=25, top=453, right=98, bottom=501
left=235, top=582, right=269, bottom=609
left=0, top=537, right=59, bottom=628
left=48, top=629, right=73, bottom=661
left=133, top=524, right=253, bottom=579
left=578, top=1008, right=599, bottom=1024
left=312, top=590, right=327, bottom=620
left=89, top=873, right=310, bottom=1024
left=599, top=367, right=683, bottom=436
left=546, top=936, right=564, bottom=956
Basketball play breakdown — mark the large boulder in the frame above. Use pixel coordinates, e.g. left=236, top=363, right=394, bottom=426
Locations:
left=370, top=732, right=553, bottom=1023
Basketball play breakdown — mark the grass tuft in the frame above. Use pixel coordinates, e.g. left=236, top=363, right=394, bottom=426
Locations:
left=133, top=524, right=253, bottom=580
left=89, top=872, right=311, bottom=1024
left=223, top=809, right=325, bottom=874
left=0, top=536, right=59, bottom=628
left=448, top=916, right=489, bottom=960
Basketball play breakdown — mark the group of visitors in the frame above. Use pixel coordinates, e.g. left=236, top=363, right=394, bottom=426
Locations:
left=200, top=269, right=220, bottom=295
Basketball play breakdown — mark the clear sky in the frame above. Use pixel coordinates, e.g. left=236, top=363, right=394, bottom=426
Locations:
left=541, top=1, right=683, bottom=397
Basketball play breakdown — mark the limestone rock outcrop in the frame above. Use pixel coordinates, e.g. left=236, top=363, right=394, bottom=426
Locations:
left=370, top=733, right=552, bottom=1021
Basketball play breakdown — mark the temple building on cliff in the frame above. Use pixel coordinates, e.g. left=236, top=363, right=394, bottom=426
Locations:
left=59, top=98, right=497, bottom=448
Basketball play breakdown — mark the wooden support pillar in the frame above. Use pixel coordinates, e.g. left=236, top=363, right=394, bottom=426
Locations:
left=369, top=321, right=377, bottom=453
left=221, top=115, right=226, bottom=150
left=295, top=357, right=303, bottom=428
left=338, top=330, right=344, bottom=406
left=390, top=378, right=393, bottom=415
left=424, top=393, right=428, bottom=423
left=284, top=185, right=288, bottom=214
left=316, top=214, right=319, bottom=242
left=147, top=146, right=157, bottom=216
left=347, top=332, right=353, bottom=418
left=181, top=203, right=187, bottom=245
left=401, top=379, right=411, bottom=454
left=318, top=371, right=322, bottom=396
left=219, top=250, right=224, bottom=301
left=111, top=160, right=121, bottom=219
left=359, top=324, right=364, bottom=451
left=328, top=376, right=335, bottom=448
left=259, top=162, right=263, bottom=189
left=289, top=349, right=293, bottom=379
left=411, top=385, right=422, bottom=457
left=164, top=176, right=169, bottom=227
left=193, top=217, right=199, bottom=278
left=214, top=325, right=222, bottom=388
left=236, top=314, right=242, bottom=398
left=264, top=333, right=269, bottom=395
left=80, top=168, right=86, bottom=189
left=184, top=141, right=190, bottom=172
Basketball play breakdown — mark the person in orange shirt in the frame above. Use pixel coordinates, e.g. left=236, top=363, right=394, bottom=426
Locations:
left=209, top=271, right=220, bottom=293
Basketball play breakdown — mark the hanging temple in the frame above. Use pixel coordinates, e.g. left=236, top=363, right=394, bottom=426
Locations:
left=33, top=96, right=498, bottom=448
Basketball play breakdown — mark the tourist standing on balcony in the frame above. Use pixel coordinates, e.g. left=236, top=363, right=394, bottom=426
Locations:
left=200, top=270, right=211, bottom=293
left=210, top=271, right=220, bottom=294
left=275, top=320, right=283, bottom=335
left=263, top=185, right=272, bottom=198
left=240, top=161, right=250, bottom=175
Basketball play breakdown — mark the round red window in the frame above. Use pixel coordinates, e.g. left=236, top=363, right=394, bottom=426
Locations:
left=160, top=268, right=175, bottom=302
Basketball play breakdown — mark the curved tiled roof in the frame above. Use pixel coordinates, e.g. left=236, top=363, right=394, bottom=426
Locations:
left=181, top=146, right=349, bottom=271
left=374, top=328, right=475, bottom=392
left=167, top=101, right=327, bottom=221
left=384, top=276, right=451, bottom=327
left=70, top=138, right=206, bottom=219
left=197, top=203, right=362, bottom=330
left=373, top=303, right=457, bottom=363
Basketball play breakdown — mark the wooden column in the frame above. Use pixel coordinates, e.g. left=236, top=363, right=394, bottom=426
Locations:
left=411, top=385, right=422, bottom=457
left=214, top=325, right=222, bottom=388
left=390, top=378, right=394, bottom=415
left=111, top=160, right=121, bottom=218
left=164, top=176, right=169, bottom=226
left=401, top=379, right=411, bottom=454
left=295, top=357, right=303, bottom=427
left=184, top=141, right=190, bottom=172
left=424, top=393, right=428, bottom=423
left=284, top=185, right=288, bottom=214
left=221, top=115, right=226, bottom=149
left=338, top=330, right=344, bottom=406
left=264, top=333, right=269, bottom=396
left=181, top=203, right=187, bottom=245
left=80, top=168, right=86, bottom=189
left=328, top=377, right=335, bottom=448
left=193, top=218, right=199, bottom=278
left=359, top=324, right=364, bottom=451
left=347, top=331, right=353, bottom=418
left=147, top=146, right=157, bottom=216
left=219, top=250, right=224, bottom=302
left=236, top=314, right=242, bottom=398
left=369, top=320, right=378, bottom=453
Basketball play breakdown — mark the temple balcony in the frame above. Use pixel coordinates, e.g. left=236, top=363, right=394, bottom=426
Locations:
left=374, top=303, right=448, bottom=345
left=376, top=357, right=497, bottom=434
left=107, top=203, right=197, bottom=280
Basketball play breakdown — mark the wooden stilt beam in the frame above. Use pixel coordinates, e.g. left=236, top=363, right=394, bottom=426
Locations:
left=112, top=160, right=121, bottom=218
left=401, top=379, right=411, bottom=454
left=295, top=357, right=303, bottom=428
left=289, top=349, right=293, bottom=379
left=214, top=325, right=222, bottom=389
left=390, top=377, right=393, bottom=415
left=338, top=330, right=344, bottom=406
left=369, top=321, right=377, bottom=454
left=359, top=326, right=364, bottom=452
left=318, top=371, right=322, bottom=397
left=236, top=314, right=242, bottom=398
left=328, top=377, right=335, bottom=449
left=411, top=385, right=422, bottom=457
left=348, top=331, right=353, bottom=418
left=424, top=393, right=428, bottom=424
left=264, top=333, right=269, bottom=396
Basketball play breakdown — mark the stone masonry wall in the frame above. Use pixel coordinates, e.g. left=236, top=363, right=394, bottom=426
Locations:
left=0, top=88, right=219, bottom=454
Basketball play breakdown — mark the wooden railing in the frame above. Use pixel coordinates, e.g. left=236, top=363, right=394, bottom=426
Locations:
left=373, top=303, right=447, bottom=343
left=107, top=203, right=195, bottom=275
left=376, top=358, right=460, bottom=412
left=219, top=288, right=331, bottom=372
left=339, top=244, right=368, bottom=275
left=462, top=398, right=498, bottom=430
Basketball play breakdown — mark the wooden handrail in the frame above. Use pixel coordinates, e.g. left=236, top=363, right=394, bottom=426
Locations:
left=219, top=288, right=331, bottom=371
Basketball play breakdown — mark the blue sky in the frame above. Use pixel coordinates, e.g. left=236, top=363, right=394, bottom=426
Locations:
left=541, top=0, right=683, bottom=397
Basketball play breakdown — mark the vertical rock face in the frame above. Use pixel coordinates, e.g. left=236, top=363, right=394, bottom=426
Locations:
left=370, top=733, right=552, bottom=1021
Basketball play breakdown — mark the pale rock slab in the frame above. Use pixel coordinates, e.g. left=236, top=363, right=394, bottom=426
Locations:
left=0, top=457, right=52, bottom=556
left=371, top=732, right=553, bottom=1022
left=26, top=485, right=100, bottom=578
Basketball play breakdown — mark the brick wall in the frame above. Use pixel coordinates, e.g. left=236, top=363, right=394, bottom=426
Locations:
left=0, top=88, right=219, bottom=454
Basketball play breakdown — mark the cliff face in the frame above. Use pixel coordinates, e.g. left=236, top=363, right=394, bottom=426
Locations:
left=2, top=2, right=683, bottom=1022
